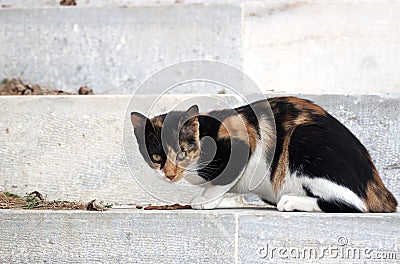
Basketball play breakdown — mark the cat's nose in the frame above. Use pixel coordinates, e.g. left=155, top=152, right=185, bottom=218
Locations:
left=166, top=175, right=176, bottom=181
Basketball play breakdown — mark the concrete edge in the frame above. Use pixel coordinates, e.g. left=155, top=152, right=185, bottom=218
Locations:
left=1, top=208, right=400, bottom=217
left=1, top=93, right=400, bottom=99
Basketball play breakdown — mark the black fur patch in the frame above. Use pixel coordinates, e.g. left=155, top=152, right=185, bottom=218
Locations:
left=317, top=199, right=363, bottom=213
left=288, top=114, right=374, bottom=199
left=303, top=185, right=362, bottom=213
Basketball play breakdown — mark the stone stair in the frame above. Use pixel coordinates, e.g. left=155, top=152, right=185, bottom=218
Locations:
left=1, top=94, right=399, bottom=204
left=0, top=209, right=398, bottom=263
left=0, top=1, right=399, bottom=263
left=1, top=94, right=399, bottom=263
left=1, top=0, right=400, bottom=94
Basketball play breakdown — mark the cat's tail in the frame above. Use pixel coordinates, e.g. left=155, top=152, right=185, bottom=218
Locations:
left=363, top=169, right=398, bottom=213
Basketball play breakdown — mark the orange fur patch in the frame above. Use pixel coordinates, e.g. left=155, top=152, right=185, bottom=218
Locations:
left=293, top=112, right=314, bottom=126
left=363, top=167, right=397, bottom=212
left=162, top=147, right=176, bottom=177
left=286, top=97, right=327, bottom=116
left=161, top=146, right=200, bottom=183
left=272, top=129, right=294, bottom=193
left=151, top=116, right=163, bottom=129
left=217, top=124, right=230, bottom=139
left=217, top=115, right=258, bottom=153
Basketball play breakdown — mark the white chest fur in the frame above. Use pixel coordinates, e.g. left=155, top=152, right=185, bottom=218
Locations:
left=230, top=140, right=277, bottom=204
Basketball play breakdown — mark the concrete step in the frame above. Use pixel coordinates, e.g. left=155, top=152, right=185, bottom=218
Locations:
left=0, top=4, right=241, bottom=94
left=0, top=94, right=399, bottom=205
left=0, top=0, right=253, bottom=8
left=242, top=0, right=400, bottom=95
left=0, top=209, right=398, bottom=263
left=1, top=1, right=400, bottom=95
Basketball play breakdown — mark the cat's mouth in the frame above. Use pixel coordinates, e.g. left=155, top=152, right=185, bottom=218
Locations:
left=166, top=175, right=175, bottom=181
left=165, top=174, right=185, bottom=183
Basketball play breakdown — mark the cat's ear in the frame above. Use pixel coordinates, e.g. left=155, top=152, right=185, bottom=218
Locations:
left=131, top=112, right=155, bottom=141
left=180, top=105, right=199, bottom=130
left=130, top=112, right=148, bottom=130
left=184, top=105, right=199, bottom=119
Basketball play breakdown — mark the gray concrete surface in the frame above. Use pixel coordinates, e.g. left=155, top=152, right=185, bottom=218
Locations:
left=243, top=1, right=400, bottom=95
left=0, top=5, right=241, bottom=94
left=0, top=209, right=398, bottom=263
left=238, top=209, right=400, bottom=263
left=0, top=94, right=399, bottom=205
left=0, top=209, right=236, bottom=263
left=0, top=0, right=257, bottom=7
left=1, top=1, right=400, bottom=95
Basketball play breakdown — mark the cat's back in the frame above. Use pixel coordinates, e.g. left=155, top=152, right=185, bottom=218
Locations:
left=266, top=96, right=397, bottom=213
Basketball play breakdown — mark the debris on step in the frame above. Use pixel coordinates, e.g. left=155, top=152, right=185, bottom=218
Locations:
left=78, top=86, right=94, bottom=95
left=218, top=88, right=226, bottom=94
left=60, top=0, right=77, bottom=6
left=86, top=199, right=113, bottom=211
left=0, top=79, right=94, bottom=95
left=29, top=191, right=44, bottom=201
left=0, top=191, right=110, bottom=211
left=142, top=203, right=192, bottom=210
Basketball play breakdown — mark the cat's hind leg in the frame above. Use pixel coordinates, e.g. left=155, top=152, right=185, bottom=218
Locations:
left=277, top=195, right=364, bottom=213
left=316, top=199, right=363, bottom=213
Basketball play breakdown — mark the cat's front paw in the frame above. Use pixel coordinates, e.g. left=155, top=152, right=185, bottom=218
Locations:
left=191, top=196, right=221, bottom=210
left=277, top=195, right=297, bottom=211
left=191, top=196, right=207, bottom=210
left=277, top=195, right=321, bottom=212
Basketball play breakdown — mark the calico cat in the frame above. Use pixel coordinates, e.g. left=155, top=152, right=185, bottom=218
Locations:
left=130, top=97, right=397, bottom=213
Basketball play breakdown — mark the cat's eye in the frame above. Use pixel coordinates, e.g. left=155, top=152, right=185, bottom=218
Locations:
left=151, top=154, right=162, bottom=162
left=176, top=151, right=187, bottom=161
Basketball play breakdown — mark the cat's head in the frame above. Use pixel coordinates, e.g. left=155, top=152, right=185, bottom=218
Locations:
left=130, top=105, right=200, bottom=182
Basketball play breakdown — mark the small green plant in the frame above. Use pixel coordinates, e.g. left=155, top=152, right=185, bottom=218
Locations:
left=22, top=193, right=42, bottom=209
left=3, top=192, right=21, bottom=199
left=100, top=201, right=113, bottom=209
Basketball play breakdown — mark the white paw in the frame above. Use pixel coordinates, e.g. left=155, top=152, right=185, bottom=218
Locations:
left=191, top=196, right=207, bottom=210
left=191, top=196, right=220, bottom=210
left=277, top=195, right=321, bottom=212
left=277, top=195, right=296, bottom=211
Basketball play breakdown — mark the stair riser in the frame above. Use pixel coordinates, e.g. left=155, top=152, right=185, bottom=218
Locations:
left=1, top=95, right=399, bottom=204
left=1, top=1, right=400, bottom=95
left=0, top=210, right=398, bottom=263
